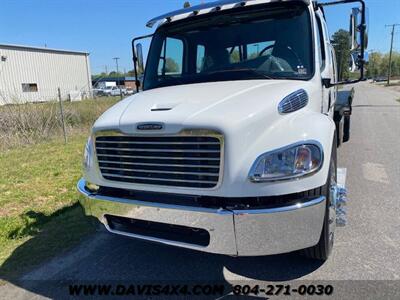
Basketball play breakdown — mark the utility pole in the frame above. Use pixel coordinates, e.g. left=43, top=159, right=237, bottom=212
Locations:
left=385, top=24, right=400, bottom=86
left=113, top=57, right=123, bottom=99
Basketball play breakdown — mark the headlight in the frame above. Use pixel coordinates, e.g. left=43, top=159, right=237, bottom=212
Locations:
left=83, top=136, right=94, bottom=171
left=249, top=142, right=323, bottom=182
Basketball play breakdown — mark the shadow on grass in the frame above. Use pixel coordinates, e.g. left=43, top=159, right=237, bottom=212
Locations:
left=0, top=202, right=97, bottom=281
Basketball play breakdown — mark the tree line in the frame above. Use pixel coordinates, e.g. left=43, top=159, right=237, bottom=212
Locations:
left=92, top=69, right=139, bottom=81
left=367, top=51, right=400, bottom=79
left=332, top=29, right=399, bottom=80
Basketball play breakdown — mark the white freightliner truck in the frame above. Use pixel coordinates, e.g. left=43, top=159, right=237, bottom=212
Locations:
left=78, top=0, right=368, bottom=260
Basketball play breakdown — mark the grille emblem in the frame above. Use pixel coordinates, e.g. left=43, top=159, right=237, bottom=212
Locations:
left=137, top=123, right=164, bottom=130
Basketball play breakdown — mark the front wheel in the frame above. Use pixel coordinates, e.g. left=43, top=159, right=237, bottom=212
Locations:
left=302, top=138, right=337, bottom=261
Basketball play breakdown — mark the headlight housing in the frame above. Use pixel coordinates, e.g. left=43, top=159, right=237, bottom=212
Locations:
left=83, top=136, right=94, bottom=171
left=249, top=142, right=323, bottom=182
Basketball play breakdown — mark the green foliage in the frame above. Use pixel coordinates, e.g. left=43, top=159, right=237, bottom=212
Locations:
left=230, top=50, right=241, bottom=63
left=108, top=71, right=124, bottom=77
left=165, top=58, right=179, bottom=73
left=92, top=70, right=141, bottom=80
left=127, top=68, right=142, bottom=77
left=366, top=51, right=400, bottom=78
left=91, top=72, right=109, bottom=81
left=331, top=29, right=400, bottom=80
left=332, top=29, right=351, bottom=81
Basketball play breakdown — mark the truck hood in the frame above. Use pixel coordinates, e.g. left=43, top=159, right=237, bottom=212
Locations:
left=94, top=79, right=318, bottom=135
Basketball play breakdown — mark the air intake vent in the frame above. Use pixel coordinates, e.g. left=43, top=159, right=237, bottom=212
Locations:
left=278, top=89, right=309, bottom=114
left=95, top=132, right=223, bottom=189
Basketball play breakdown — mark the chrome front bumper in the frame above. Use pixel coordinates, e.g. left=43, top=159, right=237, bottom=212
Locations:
left=77, top=178, right=326, bottom=256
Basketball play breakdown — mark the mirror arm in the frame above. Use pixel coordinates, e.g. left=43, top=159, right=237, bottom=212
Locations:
left=322, top=78, right=333, bottom=88
left=359, top=0, right=366, bottom=81
left=131, top=34, right=153, bottom=93
left=318, top=0, right=365, bottom=8
left=323, top=77, right=366, bottom=88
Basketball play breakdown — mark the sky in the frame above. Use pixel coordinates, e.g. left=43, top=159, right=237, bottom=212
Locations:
left=0, top=0, right=399, bottom=75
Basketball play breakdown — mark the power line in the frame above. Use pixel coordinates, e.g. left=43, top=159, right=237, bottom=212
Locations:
left=385, top=24, right=400, bottom=85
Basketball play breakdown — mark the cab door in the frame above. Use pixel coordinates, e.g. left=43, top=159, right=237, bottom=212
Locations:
left=316, top=12, right=334, bottom=116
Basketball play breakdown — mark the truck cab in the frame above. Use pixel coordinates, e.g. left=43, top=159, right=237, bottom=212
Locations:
left=78, top=0, right=367, bottom=260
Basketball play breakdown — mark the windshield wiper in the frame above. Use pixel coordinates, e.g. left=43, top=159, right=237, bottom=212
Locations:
left=206, top=68, right=273, bottom=80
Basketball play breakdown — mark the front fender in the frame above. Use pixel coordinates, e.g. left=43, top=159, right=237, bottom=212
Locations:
left=228, top=111, right=336, bottom=197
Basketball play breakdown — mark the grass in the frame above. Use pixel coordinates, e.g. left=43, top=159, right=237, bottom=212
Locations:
left=0, top=97, right=121, bottom=280
left=0, top=135, right=96, bottom=279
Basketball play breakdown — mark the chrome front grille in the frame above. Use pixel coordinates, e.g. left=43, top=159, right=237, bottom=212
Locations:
left=95, top=132, right=223, bottom=189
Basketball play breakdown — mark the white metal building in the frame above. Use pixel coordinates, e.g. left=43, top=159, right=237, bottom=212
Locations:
left=0, top=44, right=92, bottom=105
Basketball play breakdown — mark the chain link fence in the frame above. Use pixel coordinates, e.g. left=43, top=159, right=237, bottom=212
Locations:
left=0, top=87, right=120, bottom=151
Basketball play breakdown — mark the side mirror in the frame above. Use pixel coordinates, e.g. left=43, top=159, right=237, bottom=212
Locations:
left=348, top=5, right=368, bottom=77
left=136, top=43, right=144, bottom=73
left=349, top=8, right=359, bottom=51
left=349, top=7, right=368, bottom=51
left=132, top=33, right=152, bottom=92
left=320, top=0, right=367, bottom=86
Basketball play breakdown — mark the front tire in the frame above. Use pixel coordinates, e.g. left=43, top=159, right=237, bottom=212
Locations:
left=303, top=138, right=337, bottom=261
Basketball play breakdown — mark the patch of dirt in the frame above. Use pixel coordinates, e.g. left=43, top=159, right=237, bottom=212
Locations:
left=0, top=203, right=22, bottom=218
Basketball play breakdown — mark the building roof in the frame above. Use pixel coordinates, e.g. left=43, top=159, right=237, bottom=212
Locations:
left=0, top=43, right=89, bottom=55
left=93, top=77, right=137, bottom=83
left=146, top=0, right=310, bottom=28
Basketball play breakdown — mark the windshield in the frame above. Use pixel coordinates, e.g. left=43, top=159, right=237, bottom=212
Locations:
left=144, top=3, right=313, bottom=90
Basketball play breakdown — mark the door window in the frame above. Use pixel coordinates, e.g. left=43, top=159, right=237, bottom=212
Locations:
left=158, top=37, right=184, bottom=75
left=316, top=16, right=326, bottom=70
left=196, top=45, right=205, bottom=73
